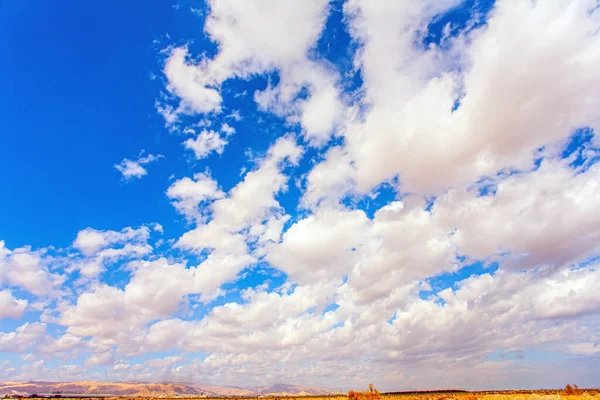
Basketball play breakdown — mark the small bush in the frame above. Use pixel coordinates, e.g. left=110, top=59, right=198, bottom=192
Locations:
left=564, top=384, right=583, bottom=395
left=348, top=384, right=381, bottom=400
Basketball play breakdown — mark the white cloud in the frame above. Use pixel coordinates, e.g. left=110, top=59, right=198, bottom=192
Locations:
left=255, top=60, right=344, bottom=145
left=0, top=290, right=28, bottom=319
left=267, top=209, right=368, bottom=285
left=115, top=152, right=164, bottom=180
left=37, top=333, right=83, bottom=354
left=73, top=226, right=151, bottom=256
left=163, top=47, right=223, bottom=115
left=0, top=241, right=65, bottom=297
left=566, top=342, right=600, bottom=356
left=159, top=0, right=342, bottom=143
left=69, top=225, right=155, bottom=280
left=0, top=323, right=47, bottom=353
left=85, top=351, right=115, bottom=366
left=144, top=282, right=338, bottom=354
left=178, top=135, right=302, bottom=249
left=337, top=0, right=600, bottom=194
left=146, top=354, right=184, bottom=370
left=183, top=130, right=228, bottom=159
left=227, top=110, right=242, bottom=121
left=7, top=360, right=86, bottom=382
left=80, top=245, right=152, bottom=280
left=221, top=123, right=236, bottom=136
left=167, top=172, right=225, bottom=221
left=203, top=0, right=330, bottom=75
left=153, top=223, right=164, bottom=233
left=432, top=158, right=600, bottom=269
left=60, top=254, right=257, bottom=342
left=20, top=353, right=36, bottom=361
left=61, top=257, right=201, bottom=340
left=172, top=136, right=302, bottom=301
left=527, top=267, right=600, bottom=319
left=119, top=260, right=600, bottom=389
left=301, top=146, right=356, bottom=209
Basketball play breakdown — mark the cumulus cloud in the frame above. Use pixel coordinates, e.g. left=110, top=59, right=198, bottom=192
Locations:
left=173, top=135, right=302, bottom=301
left=183, top=129, right=228, bottom=159
left=85, top=351, right=115, bottom=367
left=220, top=123, right=236, bottom=136
left=0, top=290, right=28, bottom=319
left=67, top=225, right=156, bottom=280
left=301, top=146, right=356, bottom=208
left=0, top=323, right=47, bottom=353
left=37, top=333, right=84, bottom=354
left=0, top=241, right=65, bottom=297
left=432, top=158, right=600, bottom=269
left=163, top=47, right=223, bottom=115
left=177, top=136, right=302, bottom=244
left=254, top=60, right=344, bottom=145
left=60, top=254, right=260, bottom=346
left=267, top=209, right=368, bottom=285
left=114, top=152, right=164, bottom=180
left=159, top=0, right=342, bottom=143
left=338, top=0, right=600, bottom=194
left=61, top=259, right=192, bottom=339
left=167, top=172, right=225, bottom=221
left=73, top=226, right=151, bottom=256
left=144, top=282, right=338, bottom=354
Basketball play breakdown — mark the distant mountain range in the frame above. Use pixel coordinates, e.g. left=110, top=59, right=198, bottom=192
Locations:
left=0, top=381, right=343, bottom=397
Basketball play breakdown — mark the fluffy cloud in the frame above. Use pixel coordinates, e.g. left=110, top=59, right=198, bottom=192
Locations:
left=68, top=225, right=155, bottom=280
left=183, top=130, right=228, bottom=159
left=85, top=351, right=115, bottom=367
left=167, top=172, right=225, bottom=221
left=0, top=323, right=47, bottom=353
left=144, top=282, right=338, bottom=354
left=95, top=262, right=600, bottom=388
left=173, top=136, right=302, bottom=301
left=37, top=333, right=84, bottom=354
left=163, top=47, right=223, bottom=115
left=159, top=0, right=342, bottom=143
left=267, top=209, right=368, bottom=285
left=254, top=60, right=344, bottom=145
left=204, top=0, right=329, bottom=72
left=61, top=259, right=194, bottom=339
left=337, top=0, right=600, bottom=194
left=0, top=241, right=65, bottom=296
left=73, top=226, right=151, bottom=256
left=301, top=146, right=356, bottom=208
left=177, top=135, right=302, bottom=251
left=115, top=152, right=164, bottom=180
left=0, top=290, right=28, bottom=319
left=433, top=158, right=600, bottom=269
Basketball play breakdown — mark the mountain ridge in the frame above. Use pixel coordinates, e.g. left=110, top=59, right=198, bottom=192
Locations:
left=0, top=381, right=344, bottom=397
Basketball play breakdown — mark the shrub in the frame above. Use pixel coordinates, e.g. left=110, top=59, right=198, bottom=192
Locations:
left=564, top=384, right=583, bottom=395
left=348, top=384, right=381, bottom=400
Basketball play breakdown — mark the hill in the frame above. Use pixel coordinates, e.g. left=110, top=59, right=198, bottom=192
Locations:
left=0, top=381, right=342, bottom=397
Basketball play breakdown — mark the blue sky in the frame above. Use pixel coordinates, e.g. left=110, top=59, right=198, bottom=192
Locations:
left=1, top=0, right=600, bottom=391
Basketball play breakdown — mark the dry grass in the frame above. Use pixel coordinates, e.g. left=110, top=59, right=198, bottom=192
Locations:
left=348, top=384, right=382, bottom=400
left=378, top=390, right=600, bottom=400
left=350, top=384, right=600, bottom=400
left=5, top=386, right=600, bottom=400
